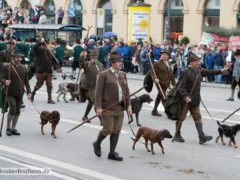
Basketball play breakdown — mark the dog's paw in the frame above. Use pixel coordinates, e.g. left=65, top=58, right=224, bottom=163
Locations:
left=51, top=133, right=57, bottom=139
left=234, top=145, right=238, bottom=148
left=151, top=152, right=155, bottom=155
left=222, top=143, right=226, bottom=145
left=162, top=151, right=165, bottom=154
left=65, top=101, right=69, bottom=103
left=137, top=124, right=141, bottom=127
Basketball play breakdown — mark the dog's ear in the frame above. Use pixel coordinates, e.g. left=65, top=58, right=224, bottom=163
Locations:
left=52, top=111, right=60, bottom=120
left=158, top=130, right=165, bottom=140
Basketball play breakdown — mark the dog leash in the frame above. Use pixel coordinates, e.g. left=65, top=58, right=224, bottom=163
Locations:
left=200, top=99, right=215, bottom=121
left=221, top=107, right=240, bottom=123
left=201, top=99, right=240, bottom=124
left=10, top=64, right=51, bottom=121
left=127, top=111, right=150, bottom=145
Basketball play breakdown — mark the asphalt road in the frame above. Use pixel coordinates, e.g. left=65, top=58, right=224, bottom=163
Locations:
left=0, top=68, right=239, bottom=180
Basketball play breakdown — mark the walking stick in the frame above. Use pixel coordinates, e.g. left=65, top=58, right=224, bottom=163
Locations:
left=0, top=64, right=11, bottom=137
left=67, top=86, right=146, bottom=133
left=33, top=26, right=61, bottom=68
left=172, top=71, right=201, bottom=142
left=146, top=51, right=166, bottom=100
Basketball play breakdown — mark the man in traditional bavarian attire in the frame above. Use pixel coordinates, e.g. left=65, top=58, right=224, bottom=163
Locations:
left=93, top=52, right=132, bottom=161
left=54, top=39, right=65, bottom=67
left=79, top=49, right=104, bottom=121
left=174, top=54, right=232, bottom=144
left=0, top=39, right=16, bottom=104
left=1, top=49, right=31, bottom=136
left=71, top=39, right=84, bottom=79
left=0, top=39, right=16, bottom=66
left=151, top=49, right=176, bottom=116
left=30, top=37, right=58, bottom=104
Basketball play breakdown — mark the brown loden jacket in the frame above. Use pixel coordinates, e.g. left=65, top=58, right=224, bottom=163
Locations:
left=178, top=67, right=222, bottom=107
left=152, top=60, right=176, bottom=89
left=95, top=69, right=131, bottom=110
left=79, top=58, right=104, bottom=90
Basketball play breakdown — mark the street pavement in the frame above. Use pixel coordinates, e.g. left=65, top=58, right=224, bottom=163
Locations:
left=0, top=67, right=239, bottom=180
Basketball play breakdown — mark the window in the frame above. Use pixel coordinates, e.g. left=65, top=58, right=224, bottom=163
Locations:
left=175, top=0, right=183, bottom=7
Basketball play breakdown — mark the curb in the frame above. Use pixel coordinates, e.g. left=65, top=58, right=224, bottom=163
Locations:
left=126, top=74, right=231, bottom=89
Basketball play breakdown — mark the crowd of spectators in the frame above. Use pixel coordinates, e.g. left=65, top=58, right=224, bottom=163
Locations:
left=0, top=5, right=236, bottom=85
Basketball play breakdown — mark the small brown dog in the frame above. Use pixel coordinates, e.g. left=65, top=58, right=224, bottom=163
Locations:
left=40, top=110, right=60, bottom=138
left=132, top=126, right=173, bottom=154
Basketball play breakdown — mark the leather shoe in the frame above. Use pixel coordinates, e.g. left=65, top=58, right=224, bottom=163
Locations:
left=151, top=110, right=162, bottom=117
left=6, top=128, right=12, bottom=136
left=108, top=152, right=123, bottom=161
left=47, top=100, right=55, bottom=104
left=174, top=133, right=185, bottom=143
left=226, top=97, right=234, bottom=101
left=82, top=116, right=90, bottom=123
left=11, top=129, right=21, bottom=136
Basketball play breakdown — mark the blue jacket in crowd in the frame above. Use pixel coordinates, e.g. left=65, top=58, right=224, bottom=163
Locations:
left=116, top=45, right=131, bottom=60
left=153, top=47, right=162, bottom=60
left=204, top=53, right=215, bottom=69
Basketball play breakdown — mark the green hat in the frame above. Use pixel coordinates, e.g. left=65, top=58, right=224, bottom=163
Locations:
left=90, top=49, right=98, bottom=56
left=11, top=49, right=24, bottom=57
left=235, top=49, right=240, bottom=56
left=188, top=54, right=201, bottom=62
left=109, top=52, right=123, bottom=62
left=7, top=39, right=16, bottom=45
left=160, top=49, right=170, bottom=56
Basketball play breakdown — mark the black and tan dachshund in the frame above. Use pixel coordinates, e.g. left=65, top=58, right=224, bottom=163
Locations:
left=128, top=94, right=153, bottom=126
left=216, top=121, right=240, bottom=148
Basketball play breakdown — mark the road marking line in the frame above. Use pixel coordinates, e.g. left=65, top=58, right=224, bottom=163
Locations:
left=145, top=103, right=240, bottom=116
left=0, top=155, right=79, bottom=180
left=29, top=114, right=129, bottom=134
left=0, top=145, right=122, bottom=180
left=61, top=118, right=129, bottom=134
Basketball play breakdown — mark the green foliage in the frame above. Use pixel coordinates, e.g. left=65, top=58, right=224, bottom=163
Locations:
left=180, top=36, right=190, bottom=44
left=203, top=26, right=240, bottom=37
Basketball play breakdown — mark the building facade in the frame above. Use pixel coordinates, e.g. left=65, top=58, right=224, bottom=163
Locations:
left=3, top=0, right=240, bottom=44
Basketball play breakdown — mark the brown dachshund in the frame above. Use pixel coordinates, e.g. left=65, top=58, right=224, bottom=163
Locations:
left=40, top=110, right=60, bottom=138
left=132, top=126, right=173, bottom=154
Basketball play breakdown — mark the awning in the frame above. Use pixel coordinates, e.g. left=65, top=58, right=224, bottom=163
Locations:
left=8, top=24, right=86, bottom=32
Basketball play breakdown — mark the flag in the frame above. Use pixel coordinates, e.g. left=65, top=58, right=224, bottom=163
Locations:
left=69, top=0, right=75, bottom=17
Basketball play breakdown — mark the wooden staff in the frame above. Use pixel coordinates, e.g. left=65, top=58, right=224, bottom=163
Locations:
left=33, top=26, right=61, bottom=68
left=147, top=51, right=166, bottom=100
left=67, top=86, right=146, bottom=133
